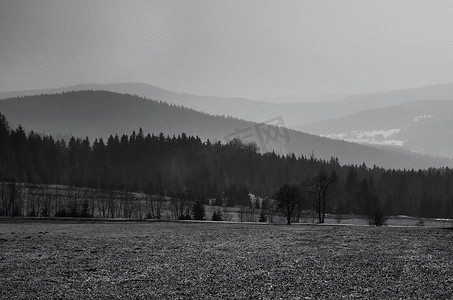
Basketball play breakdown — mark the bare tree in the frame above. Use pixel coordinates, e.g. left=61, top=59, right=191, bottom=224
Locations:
left=306, top=169, right=336, bottom=223
left=1, top=183, right=8, bottom=216
left=155, top=195, right=164, bottom=219
left=275, top=184, right=302, bottom=225
left=170, top=187, right=193, bottom=220
left=6, top=182, right=22, bottom=217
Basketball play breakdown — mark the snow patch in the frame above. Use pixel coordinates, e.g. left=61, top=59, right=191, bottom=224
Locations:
left=343, top=138, right=405, bottom=147
left=353, top=128, right=401, bottom=139
left=413, top=114, right=432, bottom=122
left=322, top=128, right=404, bottom=147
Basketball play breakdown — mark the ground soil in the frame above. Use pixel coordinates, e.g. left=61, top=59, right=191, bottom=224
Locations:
left=1, top=221, right=452, bottom=299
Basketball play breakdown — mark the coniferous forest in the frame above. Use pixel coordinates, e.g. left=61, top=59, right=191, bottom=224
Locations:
left=0, top=112, right=452, bottom=221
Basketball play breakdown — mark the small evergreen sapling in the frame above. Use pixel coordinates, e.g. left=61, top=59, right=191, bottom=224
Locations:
left=192, top=200, right=206, bottom=220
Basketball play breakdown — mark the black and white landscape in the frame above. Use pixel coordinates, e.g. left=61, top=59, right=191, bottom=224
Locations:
left=1, top=1, right=453, bottom=299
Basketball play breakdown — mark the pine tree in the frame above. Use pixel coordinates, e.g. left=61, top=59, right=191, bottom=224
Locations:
left=192, top=200, right=206, bottom=220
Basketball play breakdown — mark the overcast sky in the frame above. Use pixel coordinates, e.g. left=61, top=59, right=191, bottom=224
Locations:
left=1, top=0, right=453, bottom=99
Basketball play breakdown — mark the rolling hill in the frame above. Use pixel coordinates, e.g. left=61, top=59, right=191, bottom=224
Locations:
left=0, top=83, right=383, bottom=128
left=3, top=82, right=453, bottom=131
left=297, top=100, right=453, bottom=157
left=339, top=83, right=453, bottom=108
left=0, top=90, right=451, bottom=169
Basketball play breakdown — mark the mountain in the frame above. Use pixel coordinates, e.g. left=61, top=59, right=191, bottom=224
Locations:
left=3, top=82, right=453, bottom=130
left=338, top=83, right=453, bottom=108
left=297, top=100, right=453, bottom=157
left=0, top=83, right=376, bottom=128
left=0, top=90, right=451, bottom=169
left=259, top=93, right=348, bottom=104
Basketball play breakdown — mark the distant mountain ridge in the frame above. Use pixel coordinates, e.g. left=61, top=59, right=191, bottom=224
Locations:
left=3, top=82, right=453, bottom=129
left=0, top=83, right=393, bottom=128
left=339, top=83, right=453, bottom=107
left=298, top=100, right=453, bottom=157
left=259, top=93, right=348, bottom=104
left=0, top=90, right=451, bottom=169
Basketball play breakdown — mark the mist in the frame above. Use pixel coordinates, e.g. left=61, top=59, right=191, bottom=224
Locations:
left=2, top=0, right=453, bottom=99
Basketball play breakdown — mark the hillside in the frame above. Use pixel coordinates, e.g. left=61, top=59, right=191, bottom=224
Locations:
left=0, top=90, right=451, bottom=169
left=297, top=100, right=453, bottom=157
left=339, top=83, right=453, bottom=108
left=0, top=83, right=377, bottom=128
left=4, top=82, right=453, bottom=130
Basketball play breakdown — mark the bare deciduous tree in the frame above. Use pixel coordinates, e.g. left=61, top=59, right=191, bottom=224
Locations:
left=275, top=184, right=302, bottom=225
left=307, top=169, right=336, bottom=223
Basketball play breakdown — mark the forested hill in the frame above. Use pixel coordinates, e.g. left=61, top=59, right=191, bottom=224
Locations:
left=0, top=83, right=376, bottom=127
left=0, top=90, right=451, bottom=169
left=0, top=113, right=452, bottom=219
left=297, top=100, right=453, bottom=158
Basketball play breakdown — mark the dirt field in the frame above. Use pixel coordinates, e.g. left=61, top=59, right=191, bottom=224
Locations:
left=1, top=221, right=452, bottom=299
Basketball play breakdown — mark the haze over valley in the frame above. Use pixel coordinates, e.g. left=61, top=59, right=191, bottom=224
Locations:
left=4, top=89, right=452, bottom=170
left=3, top=2, right=453, bottom=298
left=3, top=0, right=453, bottom=163
left=3, top=81, right=453, bottom=159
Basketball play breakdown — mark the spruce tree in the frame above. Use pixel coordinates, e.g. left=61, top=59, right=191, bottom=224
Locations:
left=192, top=200, right=206, bottom=220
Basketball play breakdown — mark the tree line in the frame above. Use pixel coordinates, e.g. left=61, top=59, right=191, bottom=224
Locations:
left=0, top=112, right=452, bottom=222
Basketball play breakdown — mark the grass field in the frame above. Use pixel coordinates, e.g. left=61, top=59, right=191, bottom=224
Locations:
left=1, top=221, right=453, bottom=299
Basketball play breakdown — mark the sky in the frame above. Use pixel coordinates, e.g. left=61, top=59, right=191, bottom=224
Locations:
left=2, top=0, right=453, bottom=99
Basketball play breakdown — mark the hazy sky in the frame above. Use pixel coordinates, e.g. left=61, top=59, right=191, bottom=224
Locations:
left=2, top=0, right=453, bottom=99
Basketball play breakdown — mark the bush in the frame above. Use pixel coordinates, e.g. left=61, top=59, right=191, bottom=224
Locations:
left=416, top=218, right=425, bottom=227
left=55, top=209, right=67, bottom=217
left=41, top=204, right=49, bottom=217
left=28, top=209, right=37, bottom=217
left=212, top=209, right=223, bottom=221
left=67, top=202, right=78, bottom=217
left=79, top=200, right=92, bottom=218
left=368, top=208, right=386, bottom=226
left=178, top=214, right=192, bottom=220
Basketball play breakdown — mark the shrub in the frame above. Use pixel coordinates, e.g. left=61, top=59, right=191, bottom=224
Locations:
left=416, top=218, right=425, bottom=227
left=79, top=200, right=92, bottom=218
left=178, top=214, right=192, bottom=220
left=368, top=208, right=386, bottom=226
left=212, top=209, right=223, bottom=221
left=55, top=209, right=67, bottom=217
left=258, top=212, right=267, bottom=222
left=28, top=209, right=37, bottom=217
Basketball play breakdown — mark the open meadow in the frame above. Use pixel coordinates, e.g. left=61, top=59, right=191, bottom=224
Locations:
left=1, top=221, right=453, bottom=299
